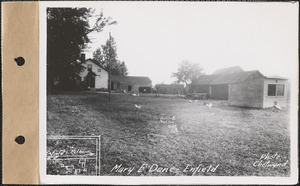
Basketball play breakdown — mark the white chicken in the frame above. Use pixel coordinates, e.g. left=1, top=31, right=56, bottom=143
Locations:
left=204, top=102, right=212, bottom=108
left=132, top=93, right=137, bottom=96
left=135, top=104, right=142, bottom=109
left=189, top=100, right=193, bottom=103
left=274, top=105, right=283, bottom=110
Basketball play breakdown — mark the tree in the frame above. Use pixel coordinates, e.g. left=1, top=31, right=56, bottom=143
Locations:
left=92, top=48, right=105, bottom=65
left=47, top=8, right=116, bottom=90
left=92, top=36, right=128, bottom=76
left=119, top=61, right=128, bottom=76
left=172, top=61, right=205, bottom=89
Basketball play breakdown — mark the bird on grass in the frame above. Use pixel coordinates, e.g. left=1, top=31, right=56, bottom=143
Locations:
left=194, top=100, right=198, bottom=103
left=189, top=100, right=193, bottom=103
left=273, top=105, right=283, bottom=110
left=132, top=93, right=137, bottom=96
left=204, top=102, right=212, bottom=108
left=135, top=104, right=142, bottom=109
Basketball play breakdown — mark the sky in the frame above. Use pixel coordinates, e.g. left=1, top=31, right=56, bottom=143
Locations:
left=81, top=1, right=298, bottom=85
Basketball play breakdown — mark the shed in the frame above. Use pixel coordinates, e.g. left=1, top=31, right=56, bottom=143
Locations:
left=111, top=75, right=152, bottom=93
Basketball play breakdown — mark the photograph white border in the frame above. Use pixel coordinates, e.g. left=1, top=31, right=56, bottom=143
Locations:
left=39, top=1, right=299, bottom=184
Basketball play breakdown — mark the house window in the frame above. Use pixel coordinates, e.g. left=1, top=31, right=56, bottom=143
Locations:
left=268, top=84, right=276, bottom=96
left=268, top=84, right=284, bottom=96
left=87, top=64, right=92, bottom=71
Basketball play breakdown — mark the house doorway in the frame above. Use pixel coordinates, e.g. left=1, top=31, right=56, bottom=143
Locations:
left=85, top=72, right=95, bottom=88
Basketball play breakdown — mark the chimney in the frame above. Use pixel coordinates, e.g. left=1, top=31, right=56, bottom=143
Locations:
left=80, top=53, right=86, bottom=63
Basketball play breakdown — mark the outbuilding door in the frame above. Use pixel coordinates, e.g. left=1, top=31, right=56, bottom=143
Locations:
left=210, top=84, right=228, bottom=100
left=139, top=86, right=151, bottom=93
left=128, top=85, right=132, bottom=91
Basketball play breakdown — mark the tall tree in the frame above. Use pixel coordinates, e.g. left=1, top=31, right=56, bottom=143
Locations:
left=92, top=48, right=105, bottom=65
left=119, top=61, right=128, bottom=76
left=47, top=8, right=116, bottom=90
left=92, top=36, right=128, bottom=76
left=172, top=61, right=205, bottom=88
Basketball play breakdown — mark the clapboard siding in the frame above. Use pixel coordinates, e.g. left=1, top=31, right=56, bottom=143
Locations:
left=228, top=78, right=264, bottom=108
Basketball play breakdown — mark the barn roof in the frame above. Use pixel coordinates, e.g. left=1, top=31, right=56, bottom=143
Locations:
left=212, top=66, right=244, bottom=75
left=192, top=70, right=264, bottom=85
left=111, top=75, right=152, bottom=85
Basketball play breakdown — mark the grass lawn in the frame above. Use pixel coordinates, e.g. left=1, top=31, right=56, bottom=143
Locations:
left=47, top=91, right=290, bottom=176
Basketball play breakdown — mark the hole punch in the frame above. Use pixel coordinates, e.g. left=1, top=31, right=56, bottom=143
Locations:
left=14, top=57, right=25, bottom=66
left=15, top=136, right=25, bottom=144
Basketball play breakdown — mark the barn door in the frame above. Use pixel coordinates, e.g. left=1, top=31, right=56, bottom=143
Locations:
left=128, top=85, right=132, bottom=91
left=211, top=84, right=228, bottom=100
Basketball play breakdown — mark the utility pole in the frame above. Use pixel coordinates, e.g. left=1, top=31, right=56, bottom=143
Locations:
left=108, top=32, right=112, bottom=101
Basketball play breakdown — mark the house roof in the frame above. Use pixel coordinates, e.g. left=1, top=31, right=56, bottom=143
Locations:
left=84, top=58, right=107, bottom=71
left=192, top=70, right=264, bottom=85
left=212, top=66, right=244, bottom=75
left=111, top=75, right=152, bottom=85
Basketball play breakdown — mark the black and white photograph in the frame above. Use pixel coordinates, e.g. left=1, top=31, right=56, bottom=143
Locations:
left=39, top=1, right=298, bottom=184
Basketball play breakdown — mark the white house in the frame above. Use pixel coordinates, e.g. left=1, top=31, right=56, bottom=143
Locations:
left=79, top=58, right=108, bottom=89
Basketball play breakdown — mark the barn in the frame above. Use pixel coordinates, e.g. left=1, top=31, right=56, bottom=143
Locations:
left=111, top=75, right=152, bottom=93
left=191, top=66, right=289, bottom=108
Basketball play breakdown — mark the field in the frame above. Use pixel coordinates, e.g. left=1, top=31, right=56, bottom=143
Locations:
left=47, top=91, right=290, bottom=176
